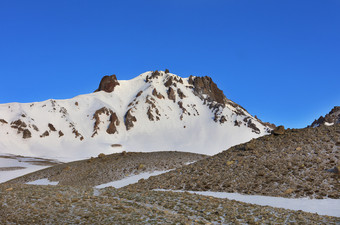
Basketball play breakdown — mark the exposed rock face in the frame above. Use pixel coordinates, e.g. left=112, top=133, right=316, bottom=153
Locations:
left=107, top=112, right=120, bottom=134
left=0, top=119, right=8, bottom=124
left=22, top=129, right=31, bottom=139
left=309, top=106, right=340, bottom=127
left=92, top=107, right=120, bottom=136
left=167, top=87, right=176, bottom=102
left=124, top=109, right=137, bottom=130
left=95, top=75, right=120, bottom=93
left=48, top=123, right=56, bottom=132
left=188, top=76, right=226, bottom=106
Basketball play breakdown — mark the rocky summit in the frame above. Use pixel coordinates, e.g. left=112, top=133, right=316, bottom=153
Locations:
left=0, top=70, right=273, bottom=159
left=310, top=106, right=340, bottom=127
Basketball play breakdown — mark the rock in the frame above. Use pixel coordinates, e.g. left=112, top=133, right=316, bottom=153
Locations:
left=22, top=129, right=31, bottom=139
left=167, top=87, right=176, bottom=102
left=48, top=123, right=57, bottom=132
left=124, top=109, right=137, bottom=130
left=273, top=125, right=285, bottom=135
left=58, top=130, right=64, bottom=137
left=165, top=69, right=170, bottom=73
left=40, top=130, right=49, bottom=138
left=95, top=74, right=120, bottom=93
left=164, top=77, right=173, bottom=87
left=152, top=88, right=164, bottom=99
left=107, top=112, right=120, bottom=134
left=284, top=188, right=295, bottom=194
left=309, top=106, right=340, bottom=127
left=98, top=153, right=106, bottom=158
left=191, top=76, right=226, bottom=105
left=0, top=119, right=8, bottom=124
left=177, top=89, right=186, bottom=99
left=147, top=108, right=154, bottom=121
left=296, top=147, right=302, bottom=151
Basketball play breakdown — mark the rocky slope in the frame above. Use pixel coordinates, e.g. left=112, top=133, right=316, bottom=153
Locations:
left=310, top=106, right=340, bottom=127
left=5, top=151, right=206, bottom=187
left=128, top=124, right=340, bottom=199
left=1, top=184, right=338, bottom=224
left=0, top=70, right=273, bottom=159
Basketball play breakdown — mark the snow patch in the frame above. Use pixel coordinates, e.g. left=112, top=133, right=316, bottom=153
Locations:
left=154, top=190, right=340, bottom=217
left=95, top=170, right=172, bottom=189
left=26, top=178, right=59, bottom=185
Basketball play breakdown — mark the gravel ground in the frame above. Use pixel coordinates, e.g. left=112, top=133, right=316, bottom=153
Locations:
left=128, top=124, right=340, bottom=199
left=1, top=184, right=339, bottom=224
left=5, top=151, right=206, bottom=187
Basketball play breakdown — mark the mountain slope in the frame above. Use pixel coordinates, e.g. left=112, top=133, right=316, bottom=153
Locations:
left=128, top=124, right=340, bottom=199
left=0, top=71, right=272, bottom=160
left=310, top=106, right=340, bottom=127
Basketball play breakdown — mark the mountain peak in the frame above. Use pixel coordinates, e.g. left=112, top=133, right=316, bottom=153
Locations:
left=0, top=70, right=273, bottom=160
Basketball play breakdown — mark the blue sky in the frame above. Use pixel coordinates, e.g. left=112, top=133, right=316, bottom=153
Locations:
left=0, top=0, right=339, bottom=128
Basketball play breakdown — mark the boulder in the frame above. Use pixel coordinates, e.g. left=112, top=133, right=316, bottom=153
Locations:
left=273, top=125, right=285, bottom=135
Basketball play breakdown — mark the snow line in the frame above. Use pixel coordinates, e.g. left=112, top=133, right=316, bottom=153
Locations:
left=153, top=189, right=340, bottom=218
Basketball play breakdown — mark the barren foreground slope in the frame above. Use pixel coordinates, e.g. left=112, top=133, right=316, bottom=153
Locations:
left=1, top=184, right=338, bottom=224
left=129, top=124, right=340, bottom=199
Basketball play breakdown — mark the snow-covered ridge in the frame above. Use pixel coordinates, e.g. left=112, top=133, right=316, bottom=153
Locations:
left=0, top=70, right=272, bottom=160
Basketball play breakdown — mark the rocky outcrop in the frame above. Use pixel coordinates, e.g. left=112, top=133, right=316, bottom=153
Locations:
left=309, top=106, right=340, bottom=127
left=188, top=76, right=226, bottom=106
left=95, top=75, right=120, bottom=93
left=0, top=119, right=8, bottom=124
left=167, top=87, right=176, bottom=102
left=92, top=107, right=120, bottom=136
left=152, top=88, right=164, bottom=99
left=48, top=123, right=56, bottom=132
left=273, top=125, right=285, bottom=135
left=107, top=112, right=120, bottom=134
left=22, top=129, right=31, bottom=139
left=124, top=109, right=137, bottom=130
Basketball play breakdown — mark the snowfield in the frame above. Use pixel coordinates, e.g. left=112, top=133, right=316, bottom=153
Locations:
left=0, top=71, right=270, bottom=161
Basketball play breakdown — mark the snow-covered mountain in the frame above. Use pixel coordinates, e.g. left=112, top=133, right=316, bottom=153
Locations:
left=309, top=106, right=340, bottom=127
left=0, top=71, right=273, bottom=161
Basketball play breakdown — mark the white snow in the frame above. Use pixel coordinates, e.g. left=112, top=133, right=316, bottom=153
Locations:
left=95, top=170, right=172, bottom=189
left=26, top=178, right=59, bottom=185
left=0, top=156, right=51, bottom=183
left=325, top=122, right=334, bottom=126
left=0, top=71, right=270, bottom=161
left=154, top=190, right=340, bottom=217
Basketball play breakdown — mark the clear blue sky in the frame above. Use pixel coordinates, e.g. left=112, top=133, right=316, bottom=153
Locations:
left=0, top=0, right=339, bottom=128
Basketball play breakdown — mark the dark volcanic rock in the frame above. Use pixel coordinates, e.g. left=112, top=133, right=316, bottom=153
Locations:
left=309, top=106, right=340, bottom=127
left=124, top=109, right=137, bottom=130
left=95, top=75, right=120, bottom=93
